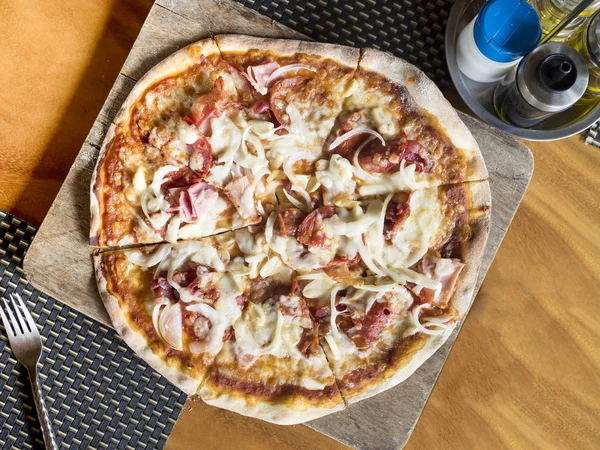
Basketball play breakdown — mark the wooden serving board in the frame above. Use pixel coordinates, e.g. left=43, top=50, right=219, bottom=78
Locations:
left=23, top=1, right=534, bottom=449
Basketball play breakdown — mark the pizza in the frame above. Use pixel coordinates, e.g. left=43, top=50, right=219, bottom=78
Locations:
left=91, top=35, right=491, bottom=424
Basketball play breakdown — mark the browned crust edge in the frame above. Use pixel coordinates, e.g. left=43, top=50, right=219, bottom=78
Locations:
left=92, top=251, right=201, bottom=395
left=214, top=34, right=360, bottom=69
left=340, top=181, right=491, bottom=403
left=359, top=48, right=488, bottom=183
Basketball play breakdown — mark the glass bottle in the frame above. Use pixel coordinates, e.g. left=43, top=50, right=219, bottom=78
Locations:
left=565, top=10, right=600, bottom=102
left=530, top=0, right=600, bottom=40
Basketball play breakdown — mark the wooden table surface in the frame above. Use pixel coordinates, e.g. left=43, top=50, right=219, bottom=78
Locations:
left=1, top=2, right=598, bottom=449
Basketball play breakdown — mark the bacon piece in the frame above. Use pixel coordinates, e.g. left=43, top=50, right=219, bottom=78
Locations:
left=187, top=266, right=220, bottom=302
left=357, top=132, right=407, bottom=174
left=269, top=76, right=311, bottom=127
left=180, top=306, right=213, bottom=341
left=252, top=101, right=271, bottom=114
left=151, top=277, right=176, bottom=300
left=384, top=192, right=412, bottom=241
left=418, top=253, right=465, bottom=308
left=277, top=294, right=311, bottom=319
left=352, top=301, right=392, bottom=346
left=325, top=111, right=368, bottom=157
left=296, top=206, right=336, bottom=249
left=162, top=167, right=198, bottom=191
left=188, top=135, right=213, bottom=177
left=277, top=207, right=305, bottom=237
left=222, top=326, right=235, bottom=343
left=235, top=294, right=248, bottom=310
left=297, top=327, right=319, bottom=357
left=190, top=77, right=228, bottom=126
left=224, top=176, right=258, bottom=221
left=243, top=61, right=280, bottom=95
left=402, top=140, right=434, bottom=173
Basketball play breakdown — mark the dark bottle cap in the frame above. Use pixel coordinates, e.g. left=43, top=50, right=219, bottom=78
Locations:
left=516, top=42, right=588, bottom=112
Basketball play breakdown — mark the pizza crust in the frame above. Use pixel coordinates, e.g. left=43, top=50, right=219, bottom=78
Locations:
left=93, top=252, right=201, bottom=395
left=89, top=122, right=117, bottom=246
left=452, top=180, right=492, bottom=316
left=199, top=386, right=345, bottom=425
left=215, top=34, right=360, bottom=69
left=359, top=49, right=488, bottom=183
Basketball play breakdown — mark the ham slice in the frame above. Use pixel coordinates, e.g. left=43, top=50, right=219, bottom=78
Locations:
left=224, top=176, right=257, bottom=221
left=179, top=182, right=219, bottom=223
left=418, top=254, right=465, bottom=308
left=243, top=61, right=280, bottom=95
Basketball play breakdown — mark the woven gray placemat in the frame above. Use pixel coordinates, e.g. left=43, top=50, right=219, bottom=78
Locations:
left=235, top=0, right=453, bottom=89
left=0, top=210, right=187, bottom=450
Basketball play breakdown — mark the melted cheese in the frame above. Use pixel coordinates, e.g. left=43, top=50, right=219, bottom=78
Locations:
left=209, top=115, right=242, bottom=162
left=315, top=155, right=356, bottom=206
left=379, top=188, right=444, bottom=268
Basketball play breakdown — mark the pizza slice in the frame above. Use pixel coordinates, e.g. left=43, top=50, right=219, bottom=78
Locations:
left=294, top=181, right=490, bottom=402
left=215, top=35, right=360, bottom=196
left=308, top=48, right=488, bottom=199
left=91, top=39, right=282, bottom=247
left=199, top=273, right=345, bottom=425
left=94, top=231, right=258, bottom=394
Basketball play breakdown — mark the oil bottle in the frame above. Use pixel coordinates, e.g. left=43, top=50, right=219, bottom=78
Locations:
left=565, top=10, right=600, bottom=103
left=493, top=42, right=588, bottom=127
left=529, top=0, right=600, bottom=40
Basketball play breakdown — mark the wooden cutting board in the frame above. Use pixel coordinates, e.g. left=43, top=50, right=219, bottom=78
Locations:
left=22, top=1, right=533, bottom=449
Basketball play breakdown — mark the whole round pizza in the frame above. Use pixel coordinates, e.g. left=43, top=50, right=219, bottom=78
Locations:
left=91, top=35, right=491, bottom=425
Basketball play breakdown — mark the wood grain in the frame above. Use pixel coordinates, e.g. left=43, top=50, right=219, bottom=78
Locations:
left=1, top=1, right=598, bottom=449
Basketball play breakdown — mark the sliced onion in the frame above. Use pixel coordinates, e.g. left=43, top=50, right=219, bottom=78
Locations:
left=151, top=165, right=179, bottom=199
left=356, top=238, right=387, bottom=277
left=410, top=303, right=452, bottom=336
left=256, top=200, right=266, bottom=217
left=266, top=64, right=317, bottom=87
left=152, top=299, right=169, bottom=341
left=265, top=211, right=277, bottom=243
left=125, top=244, right=172, bottom=268
left=186, top=302, right=220, bottom=322
left=165, top=214, right=181, bottom=243
left=355, top=283, right=398, bottom=293
left=128, top=206, right=155, bottom=235
left=291, top=185, right=313, bottom=211
left=329, top=128, right=385, bottom=151
left=283, top=188, right=307, bottom=212
left=352, top=136, right=377, bottom=179
left=157, top=302, right=183, bottom=350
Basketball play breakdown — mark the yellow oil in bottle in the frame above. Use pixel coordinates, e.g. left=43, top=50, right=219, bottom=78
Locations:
left=564, top=11, right=600, bottom=112
left=529, top=0, right=600, bottom=40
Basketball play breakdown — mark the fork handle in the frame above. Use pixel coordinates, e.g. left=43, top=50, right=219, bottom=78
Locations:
left=28, top=368, right=58, bottom=450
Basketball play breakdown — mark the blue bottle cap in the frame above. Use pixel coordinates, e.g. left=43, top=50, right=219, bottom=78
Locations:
left=473, top=0, right=541, bottom=63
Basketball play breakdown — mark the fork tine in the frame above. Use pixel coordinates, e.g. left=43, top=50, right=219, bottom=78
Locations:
left=9, top=294, right=29, bottom=334
left=12, top=293, right=36, bottom=331
left=2, top=298, right=21, bottom=335
left=0, top=299, right=16, bottom=337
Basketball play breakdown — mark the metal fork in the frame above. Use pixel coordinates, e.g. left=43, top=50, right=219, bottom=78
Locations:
left=0, top=293, right=58, bottom=450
